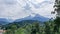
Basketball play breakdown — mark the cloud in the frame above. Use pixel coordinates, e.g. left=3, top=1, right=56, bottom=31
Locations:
left=23, top=3, right=31, bottom=10
left=0, top=0, right=55, bottom=20
left=4, top=0, right=16, bottom=5
left=0, top=0, right=29, bottom=19
left=29, top=0, right=55, bottom=18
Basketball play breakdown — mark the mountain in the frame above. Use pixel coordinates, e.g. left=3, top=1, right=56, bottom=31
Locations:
left=15, top=14, right=50, bottom=22
left=0, top=14, right=50, bottom=25
left=32, top=14, right=49, bottom=22
left=0, top=18, right=10, bottom=25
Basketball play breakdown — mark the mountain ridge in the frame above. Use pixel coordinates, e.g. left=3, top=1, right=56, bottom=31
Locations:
left=15, top=14, right=50, bottom=22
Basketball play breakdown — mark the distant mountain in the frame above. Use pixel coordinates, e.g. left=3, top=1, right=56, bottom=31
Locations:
left=32, top=14, right=50, bottom=22
left=15, top=14, right=50, bottom=22
left=0, top=18, right=10, bottom=25
left=0, top=14, right=50, bottom=25
left=3, top=14, right=50, bottom=29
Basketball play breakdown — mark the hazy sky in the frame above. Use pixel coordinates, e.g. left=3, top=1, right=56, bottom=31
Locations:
left=0, top=0, right=55, bottom=20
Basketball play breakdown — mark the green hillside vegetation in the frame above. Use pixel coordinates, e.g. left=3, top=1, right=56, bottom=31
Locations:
left=1, top=17, right=60, bottom=34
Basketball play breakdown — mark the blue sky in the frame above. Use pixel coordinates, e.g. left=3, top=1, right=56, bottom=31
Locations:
left=0, top=0, right=55, bottom=20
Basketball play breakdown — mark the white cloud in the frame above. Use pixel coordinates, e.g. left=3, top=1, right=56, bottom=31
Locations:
left=0, top=0, right=29, bottom=19
left=0, top=0, right=55, bottom=20
left=28, top=0, right=55, bottom=18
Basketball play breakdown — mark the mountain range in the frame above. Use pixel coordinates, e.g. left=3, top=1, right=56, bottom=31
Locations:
left=0, top=18, right=9, bottom=25
left=15, top=14, right=50, bottom=22
left=0, top=14, right=50, bottom=25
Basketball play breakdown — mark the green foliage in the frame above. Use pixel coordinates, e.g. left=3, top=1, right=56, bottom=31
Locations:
left=54, top=17, right=60, bottom=26
left=54, top=0, right=60, bottom=12
left=53, top=17, right=60, bottom=33
left=53, top=0, right=60, bottom=33
left=3, top=18, right=60, bottom=34
left=31, top=22, right=40, bottom=34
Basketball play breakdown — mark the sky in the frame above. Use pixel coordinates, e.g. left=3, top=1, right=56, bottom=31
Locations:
left=0, top=0, right=55, bottom=20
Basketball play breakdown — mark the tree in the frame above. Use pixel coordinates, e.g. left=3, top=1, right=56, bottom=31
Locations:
left=4, top=24, right=17, bottom=34
left=44, top=22, right=51, bottom=34
left=54, top=17, right=60, bottom=33
left=10, top=24, right=17, bottom=34
left=54, top=0, right=60, bottom=17
left=54, top=0, right=60, bottom=33
left=31, top=22, right=40, bottom=34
